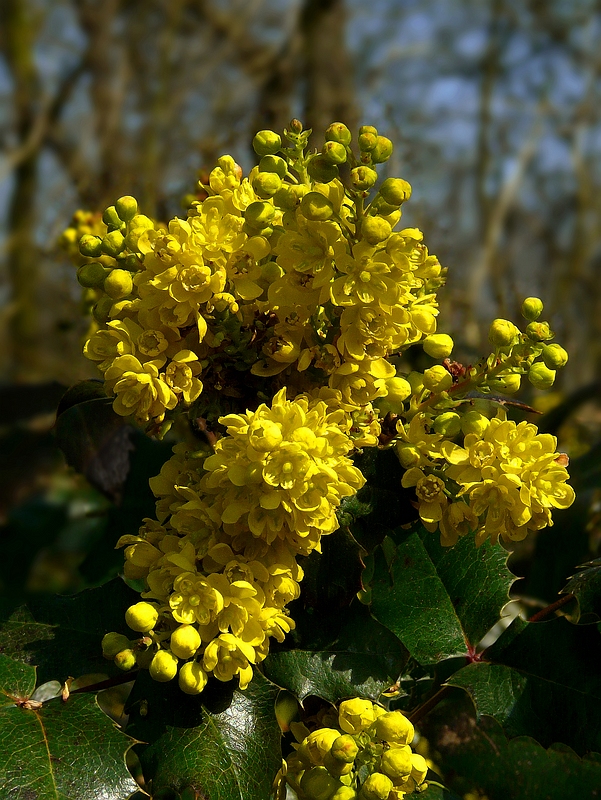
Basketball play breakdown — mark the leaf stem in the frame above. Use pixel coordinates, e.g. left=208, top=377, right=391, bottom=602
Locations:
left=527, top=593, right=575, bottom=623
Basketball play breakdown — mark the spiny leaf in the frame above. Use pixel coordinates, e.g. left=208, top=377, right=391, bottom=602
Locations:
left=369, top=527, right=515, bottom=665
left=0, top=653, right=137, bottom=800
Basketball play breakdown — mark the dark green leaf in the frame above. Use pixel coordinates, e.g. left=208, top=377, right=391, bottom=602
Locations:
left=563, top=557, right=601, bottom=622
left=427, top=709, right=601, bottom=800
left=299, top=527, right=366, bottom=611
left=369, top=528, right=515, bottom=665
left=262, top=604, right=408, bottom=702
left=0, top=578, right=139, bottom=683
left=0, top=654, right=137, bottom=800
left=449, top=616, right=601, bottom=753
left=128, top=670, right=281, bottom=800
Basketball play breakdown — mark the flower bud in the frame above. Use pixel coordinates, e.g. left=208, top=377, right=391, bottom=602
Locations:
left=308, top=155, right=339, bottom=183
left=178, top=661, right=208, bottom=695
left=423, top=333, right=454, bottom=359
left=93, top=297, right=114, bottom=323
left=300, top=192, right=334, bottom=221
left=300, top=766, right=341, bottom=800
left=488, top=372, right=521, bottom=394
left=338, top=698, right=376, bottom=735
left=410, top=753, right=428, bottom=784
left=350, top=167, right=378, bottom=191
left=170, top=625, right=201, bottom=659
left=384, top=377, right=412, bottom=405
left=77, top=262, right=110, bottom=289
left=323, top=141, right=347, bottom=164
left=460, top=410, right=489, bottom=436
left=259, top=155, right=288, bottom=178
left=371, top=136, right=393, bottom=164
left=101, top=230, right=126, bottom=257
left=525, top=321, right=552, bottom=341
left=323, top=751, right=353, bottom=778
left=149, top=650, right=179, bottom=682
left=361, top=216, right=392, bottom=245
left=423, top=365, right=453, bottom=393
left=114, top=649, right=136, bottom=671
left=104, top=268, right=134, bottom=300
left=379, top=746, right=412, bottom=782
left=407, top=371, right=424, bottom=394
left=125, top=601, right=159, bottom=633
left=102, top=205, right=122, bottom=229
left=358, top=132, right=378, bottom=152
left=360, top=772, right=393, bottom=800
left=521, top=296, right=544, bottom=321
left=379, top=177, right=412, bottom=206
left=489, top=319, right=520, bottom=348
left=331, top=788, right=357, bottom=800
left=331, top=734, right=359, bottom=764
left=79, top=234, right=104, bottom=258
left=542, top=343, right=568, bottom=369
left=374, top=711, right=414, bottom=745
left=326, top=122, right=352, bottom=146
left=396, top=444, right=421, bottom=468
left=305, top=728, right=341, bottom=765
left=433, top=412, right=462, bottom=436
left=252, top=129, right=282, bottom=156
left=252, top=171, right=282, bottom=198
left=273, top=183, right=307, bottom=210
left=115, top=195, right=138, bottom=222
left=245, top=201, right=276, bottom=229
left=528, top=362, right=556, bottom=390
left=102, top=632, right=131, bottom=659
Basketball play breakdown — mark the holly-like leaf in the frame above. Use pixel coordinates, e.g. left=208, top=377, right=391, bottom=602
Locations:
left=427, top=708, right=601, bottom=800
left=262, top=603, right=408, bottom=702
left=127, top=670, right=281, bottom=800
left=369, top=528, right=515, bottom=665
left=0, top=578, right=139, bottom=683
left=448, top=616, right=601, bottom=753
left=0, top=653, right=137, bottom=799
left=562, top=557, right=601, bottom=622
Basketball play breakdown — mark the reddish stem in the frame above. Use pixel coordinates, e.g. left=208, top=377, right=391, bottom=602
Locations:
left=527, top=593, right=575, bottom=623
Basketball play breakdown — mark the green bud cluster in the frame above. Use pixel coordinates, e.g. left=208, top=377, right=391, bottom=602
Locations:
left=281, top=698, right=427, bottom=800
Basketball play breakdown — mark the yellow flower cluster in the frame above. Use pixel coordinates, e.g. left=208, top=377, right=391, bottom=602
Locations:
left=399, top=407, right=574, bottom=546
left=279, top=697, right=428, bottom=799
left=103, top=390, right=364, bottom=690
left=66, top=121, right=445, bottom=434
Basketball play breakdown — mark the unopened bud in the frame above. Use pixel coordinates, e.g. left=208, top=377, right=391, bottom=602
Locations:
left=361, top=216, right=392, bottom=244
left=252, top=130, right=282, bottom=156
left=323, top=141, right=347, bottom=165
left=433, top=412, right=462, bottom=436
left=374, top=710, right=415, bottom=745
left=245, top=201, right=276, bottom=229
left=102, top=205, right=122, bottom=229
left=178, top=661, right=208, bottom=695
left=308, top=155, right=339, bottom=183
left=379, top=177, right=412, bottom=205
left=423, top=333, right=454, bottom=359
left=423, top=365, right=453, bottom=393
left=252, top=172, right=282, bottom=198
left=411, top=753, right=428, bottom=784
left=371, top=136, right=393, bottom=164
left=542, top=343, right=568, bottom=369
left=331, top=734, right=359, bottom=764
left=115, top=195, right=138, bottom=222
left=101, top=230, right=126, bottom=257
left=102, top=632, right=131, bottom=659
left=79, top=234, right=104, bottom=258
left=93, top=297, right=114, bottom=323
left=350, top=166, right=378, bottom=191
left=300, top=192, right=334, bottom=221
left=259, top=155, right=288, bottom=178
left=461, top=410, right=489, bottom=436
left=521, top=296, right=544, bottom=321
left=526, top=321, right=552, bottom=341
left=380, top=747, right=412, bottom=782
left=325, top=122, right=352, bottom=146
left=114, top=649, right=136, bottom=671
left=104, top=268, right=134, bottom=300
left=170, top=624, right=201, bottom=659
left=300, top=766, right=340, bottom=800
left=273, top=183, right=308, bottom=210
left=149, top=650, right=179, bottom=682
left=489, top=318, right=520, bottom=348
left=339, top=698, right=375, bottom=735
left=77, top=262, right=110, bottom=289
left=528, top=362, right=556, bottom=389
left=360, top=772, right=393, bottom=800
left=125, top=601, right=159, bottom=633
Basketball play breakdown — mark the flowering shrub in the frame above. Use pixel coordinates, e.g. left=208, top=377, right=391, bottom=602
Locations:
left=3, top=120, right=600, bottom=800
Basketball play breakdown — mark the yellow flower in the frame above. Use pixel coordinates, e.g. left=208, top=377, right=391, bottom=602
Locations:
left=402, top=467, right=448, bottom=527
left=104, top=355, right=177, bottom=422
left=203, top=633, right=256, bottom=688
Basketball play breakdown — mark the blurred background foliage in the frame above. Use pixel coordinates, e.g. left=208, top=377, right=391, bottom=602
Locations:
left=1, top=2, right=601, bottom=794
